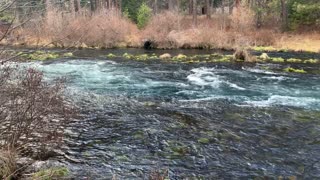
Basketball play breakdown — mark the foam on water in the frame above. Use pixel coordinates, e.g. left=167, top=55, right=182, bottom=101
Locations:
left=187, top=67, right=246, bottom=90
left=20, top=61, right=320, bottom=110
left=245, top=95, right=320, bottom=109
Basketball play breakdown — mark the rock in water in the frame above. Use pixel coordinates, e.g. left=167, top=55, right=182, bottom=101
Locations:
left=259, top=53, right=270, bottom=60
left=160, top=53, right=172, bottom=59
left=233, top=48, right=256, bottom=62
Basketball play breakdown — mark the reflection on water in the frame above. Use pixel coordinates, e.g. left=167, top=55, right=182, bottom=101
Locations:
left=24, top=53, right=320, bottom=179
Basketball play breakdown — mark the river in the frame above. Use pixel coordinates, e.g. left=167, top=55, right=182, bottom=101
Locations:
left=23, top=49, right=320, bottom=179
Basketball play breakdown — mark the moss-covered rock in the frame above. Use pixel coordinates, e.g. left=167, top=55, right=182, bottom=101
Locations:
left=26, top=51, right=60, bottom=61
left=284, top=67, right=306, bottom=73
left=63, top=52, right=74, bottom=57
left=286, top=58, right=302, bottom=63
left=304, top=59, right=318, bottom=64
left=271, top=57, right=285, bottom=63
left=135, top=54, right=149, bottom=61
left=159, top=53, right=172, bottom=59
left=123, top=53, right=133, bottom=59
left=106, top=53, right=117, bottom=58
left=172, top=54, right=187, bottom=61
left=259, top=53, right=270, bottom=60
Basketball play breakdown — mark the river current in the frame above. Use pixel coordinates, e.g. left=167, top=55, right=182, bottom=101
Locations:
left=23, top=51, right=320, bottom=179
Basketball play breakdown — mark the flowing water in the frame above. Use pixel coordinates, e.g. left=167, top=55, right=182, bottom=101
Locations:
left=23, top=49, right=320, bottom=179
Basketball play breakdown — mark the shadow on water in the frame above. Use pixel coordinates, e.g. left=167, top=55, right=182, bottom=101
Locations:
left=21, top=48, right=320, bottom=179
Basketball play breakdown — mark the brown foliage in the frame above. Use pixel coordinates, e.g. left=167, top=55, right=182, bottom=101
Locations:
left=142, top=9, right=275, bottom=49
left=7, top=6, right=319, bottom=51
left=0, top=65, right=75, bottom=154
left=16, top=9, right=140, bottom=48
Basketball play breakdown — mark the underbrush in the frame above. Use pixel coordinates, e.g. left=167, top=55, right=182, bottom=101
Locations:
left=0, top=58, right=76, bottom=178
left=3, top=7, right=320, bottom=52
left=13, top=9, right=140, bottom=48
left=140, top=7, right=276, bottom=49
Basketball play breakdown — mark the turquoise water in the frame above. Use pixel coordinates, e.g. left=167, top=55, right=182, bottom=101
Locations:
left=24, top=53, right=320, bottom=179
left=30, top=59, right=320, bottom=110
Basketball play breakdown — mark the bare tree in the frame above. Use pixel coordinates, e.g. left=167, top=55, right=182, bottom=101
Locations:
left=168, top=0, right=174, bottom=11
left=192, top=0, right=197, bottom=27
left=154, top=0, right=158, bottom=14
left=235, top=0, right=240, bottom=8
left=189, top=0, right=193, bottom=15
left=89, top=0, right=95, bottom=12
left=74, top=0, right=81, bottom=12
left=280, top=0, right=288, bottom=31
left=205, top=0, right=210, bottom=18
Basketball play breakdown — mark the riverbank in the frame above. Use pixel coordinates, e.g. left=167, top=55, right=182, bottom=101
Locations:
left=2, top=11, right=319, bottom=53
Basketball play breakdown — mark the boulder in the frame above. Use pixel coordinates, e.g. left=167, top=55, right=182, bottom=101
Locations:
left=159, top=53, right=172, bottom=59
left=259, top=53, right=270, bottom=60
left=233, top=48, right=256, bottom=62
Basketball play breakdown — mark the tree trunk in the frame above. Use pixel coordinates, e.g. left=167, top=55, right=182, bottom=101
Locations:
left=176, top=0, right=180, bottom=13
left=235, top=0, right=240, bottom=8
left=189, top=0, right=193, bottom=15
left=168, top=0, right=174, bottom=11
left=221, top=0, right=224, bottom=14
left=74, top=0, right=81, bottom=12
left=89, top=0, right=95, bottom=12
left=154, top=0, right=158, bottom=14
left=256, top=0, right=262, bottom=28
left=229, top=0, right=233, bottom=14
left=205, top=0, right=210, bottom=18
left=119, top=0, right=122, bottom=15
left=280, top=0, right=288, bottom=31
left=70, top=0, right=75, bottom=14
left=192, top=0, right=197, bottom=27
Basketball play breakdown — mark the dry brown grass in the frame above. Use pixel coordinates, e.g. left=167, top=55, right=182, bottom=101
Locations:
left=0, top=150, right=17, bottom=179
left=15, top=9, right=140, bottom=48
left=5, top=7, right=320, bottom=52
left=275, top=32, right=320, bottom=52
left=142, top=7, right=279, bottom=49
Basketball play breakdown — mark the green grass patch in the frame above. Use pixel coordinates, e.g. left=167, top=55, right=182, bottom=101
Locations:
left=33, top=167, right=69, bottom=180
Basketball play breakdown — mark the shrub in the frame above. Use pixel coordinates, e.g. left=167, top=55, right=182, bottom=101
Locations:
left=15, top=9, right=140, bottom=48
left=0, top=65, right=75, bottom=153
left=137, top=3, right=152, bottom=29
left=289, top=2, right=320, bottom=30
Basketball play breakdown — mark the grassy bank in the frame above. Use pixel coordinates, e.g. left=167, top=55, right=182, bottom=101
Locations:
left=2, top=10, right=319, bottom=53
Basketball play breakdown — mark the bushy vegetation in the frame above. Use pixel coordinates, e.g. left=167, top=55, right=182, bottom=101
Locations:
left=0, top=0, right=317, bottom=51
left=0, top=66, right=74, bottom=151
left=137, top=3, right=152, bottom=29
left=0, top=59, right=75, bottom=178
left=288, top=0, right=320, bottom=30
